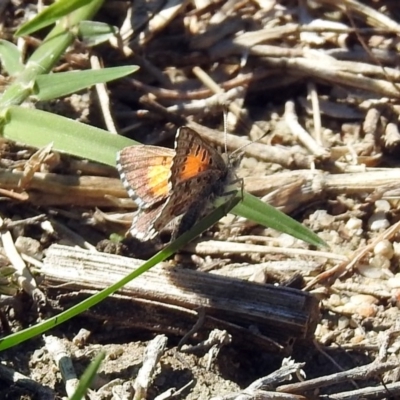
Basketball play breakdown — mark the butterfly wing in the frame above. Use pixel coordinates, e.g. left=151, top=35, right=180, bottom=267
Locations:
left=151, top=127, right=230, bottom=234
left=117, top=127, right=231, bottom=241
left=170, top=127, right=228, bottom=187
left=117, top=145, right=174, bottom=209
left=129, top=203, right=166, bottom=240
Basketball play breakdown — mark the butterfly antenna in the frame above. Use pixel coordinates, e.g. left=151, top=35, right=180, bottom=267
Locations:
left=230, top=129, right=269, bottom=159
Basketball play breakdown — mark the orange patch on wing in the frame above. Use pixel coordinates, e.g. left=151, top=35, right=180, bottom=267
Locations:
left=178, top=150, right=210, bottom=180
left=147, top=161, right=172, bottom=197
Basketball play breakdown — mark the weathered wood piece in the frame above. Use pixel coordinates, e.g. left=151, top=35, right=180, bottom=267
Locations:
left=42, top=245, right=319, bottom=353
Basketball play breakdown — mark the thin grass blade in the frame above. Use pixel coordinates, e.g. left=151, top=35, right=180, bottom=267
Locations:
left=34, top=66, right=138, bottom=101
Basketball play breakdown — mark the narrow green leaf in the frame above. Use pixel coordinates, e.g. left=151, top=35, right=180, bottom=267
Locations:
left=0, top=32, right=75, bottom=108
left=70, top=352, right=105, bottom=400
left=0, top=40, right=24, bottom=76
left=34, top=66, right=138, bottom=101
left=1, top=106, right=135, bottom=166
left=16, top=0, right=93, bottom=36
left=234, top=192, right=326, bottom=247
left=79, top=21, right=118, bottom=46
left=0, top=0, right=104, bottom=108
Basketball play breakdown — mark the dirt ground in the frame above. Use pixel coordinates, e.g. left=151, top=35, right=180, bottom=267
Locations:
left=2, top=0, right=400, bottom=399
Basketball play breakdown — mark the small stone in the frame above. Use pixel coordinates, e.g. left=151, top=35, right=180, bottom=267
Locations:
left=338, top=316, right=349, bottom=330
left=309, top=210, right=335, bottom=229
left=344, top=295, right=379, bottom=318
left=388, top=274, right=400, bottom=288
left=375, top=200, right=391, bottom=212
left=345, top=217, right=363, bottom=231
left=357, top=303, right=378, bottom=318
left=349, top=294, right=379, bottom=305
left=328, top=293, right=342, bottom=307
left=351, top=335, right=365, bottom=344
left=393, top=242, right=400, bottom=257
left=249, top=269, right=267, bottom=284
left=368, top=212, right=390, bottom=231
left=369, top=255, right=391, bottom=271
left=374, top=240, right=394, bottom=259
left=14, top=237, right=43, bottom=260
left=357, top=262, right=392, bottom=279
left=277, top=233, right=296, bottom=248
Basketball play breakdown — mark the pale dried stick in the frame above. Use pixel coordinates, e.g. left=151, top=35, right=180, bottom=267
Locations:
left=315, top=0, right=400, bottom=31
left=192, top=66, right=266, bottom=140
left=166, top=87, right=246, bottom=115
left=136, top=0, right=189, bottom=46
left=277, top=359, right=398, bottom=396
left=284, top=100, right=329, bottom=159
left=0, top=216, right=44, bottom=303
left=187, top=239, right=347, bottom=262
left=307, top=82, right=322, bottom=144
left=133, top=335, right=168, bottom=400
left=44, top=335, right=79, bottom=397
left=154, top=380, right=194, bottom=400
left=90, top=55, right=118, bottom=134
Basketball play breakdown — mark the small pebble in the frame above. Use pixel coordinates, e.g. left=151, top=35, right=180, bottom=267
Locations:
left=351, top=335, right=365, bottom=344
left=368, top=212, right=390, bottom=231
left=393, top=242, right=400, bottom=258
left=345, top=217, right=363, bottom=232
left=249, top=269, right=267, bottom=284
left=354, top=327, right=366, bottom=338
left=348, top=294, right=378, bottom=318
left=339, top=299, right=377, bottom=317
left=72, top=328, right=91, bottom=347
left=369, top=254, right=391, bottom=270
left=328, top=293, right=342, bottom=307
left=15, top=237, right=43, bottom=260
left=357, top=304, right=378, bottom=318
left=388, top=274, right=400, bottom=288
left=349, top=317, right=358, bottom=329
left=309, top=210, right=335, bottom=229
left=374, top=240, right=394, bottom=259
left=349, top=294, right=378, bottom=305
left=390, top=289, right=400, bottom=308
left=357, top=261, right=392, bottom=279
left=338, top=316, right=350, bottom=330
left=375, top=200, right=391, bottom=212
left=41, top=220, right=55, bottom=234
left=277, top=233, right=295, bottom=248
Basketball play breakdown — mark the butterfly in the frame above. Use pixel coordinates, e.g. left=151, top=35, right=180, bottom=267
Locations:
left=117, top=126, right=237, bottom=241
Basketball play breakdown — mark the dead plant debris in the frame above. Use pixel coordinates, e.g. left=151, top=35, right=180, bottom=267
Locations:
left=2, top=0, right=400, bottom=399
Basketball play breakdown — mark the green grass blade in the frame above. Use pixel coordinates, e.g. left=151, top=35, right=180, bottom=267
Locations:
left=34, top=66, right=138, bottom=101
left=0, top=40, right=24, bottom=76
left=234, top=192, right=326, bottom=247
left=0, top=32, right=76, bottom=108
left=16, top=0, right=93, bottom=36
left=0, top=0, right=104, bottom=108
left=69, top=351, right=105, bottom=400
left=1, top=106, right=136, bottom=166
left=78, top=21, right=118, bottom=46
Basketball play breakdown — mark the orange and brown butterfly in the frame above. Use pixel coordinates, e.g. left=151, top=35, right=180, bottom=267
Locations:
left=116, top=126, right=236, bottom=241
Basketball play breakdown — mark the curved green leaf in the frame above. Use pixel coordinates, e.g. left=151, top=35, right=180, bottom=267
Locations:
left=35, top=66, right=138, bottom=101
left=16, top=0, right=93, bottom=36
